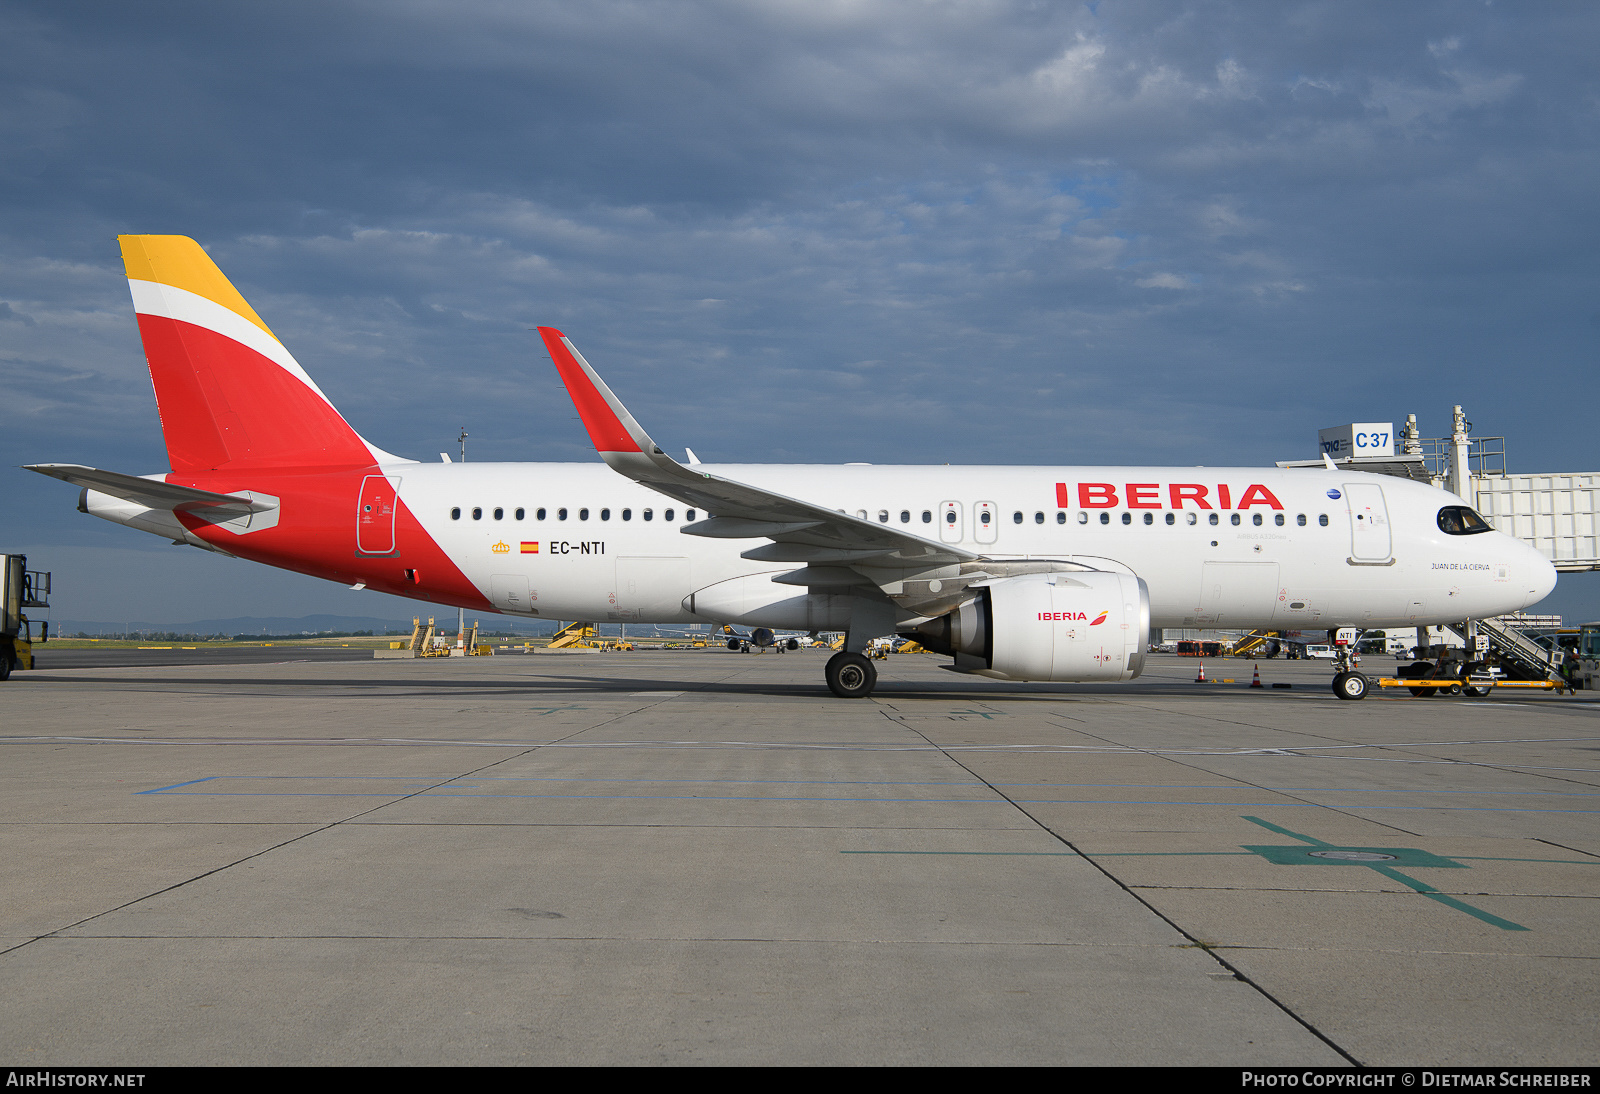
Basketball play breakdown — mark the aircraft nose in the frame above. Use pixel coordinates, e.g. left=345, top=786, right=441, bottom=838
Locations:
left=1523, top=545, right=1557, bottom=609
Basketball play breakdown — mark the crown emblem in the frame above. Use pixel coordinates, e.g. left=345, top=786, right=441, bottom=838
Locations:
left=491, top=541, right=510, bottom=554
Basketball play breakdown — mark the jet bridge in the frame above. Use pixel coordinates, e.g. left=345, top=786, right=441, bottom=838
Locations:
left=1278, top=405, right=1600, bottom=573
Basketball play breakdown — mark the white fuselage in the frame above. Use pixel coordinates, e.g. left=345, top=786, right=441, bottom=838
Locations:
left=393, top=462, right=1555, bottom=631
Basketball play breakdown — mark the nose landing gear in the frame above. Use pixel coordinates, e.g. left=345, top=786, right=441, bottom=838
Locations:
left=1329, top=630, right=1369, bottom=700
left=1332, top=671, right=1369, bottom=700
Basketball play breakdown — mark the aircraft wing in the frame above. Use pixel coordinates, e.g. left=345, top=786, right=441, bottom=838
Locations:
left=23, top=464, right=274, bottom=515
left=538, top=328, right=979, bottom=568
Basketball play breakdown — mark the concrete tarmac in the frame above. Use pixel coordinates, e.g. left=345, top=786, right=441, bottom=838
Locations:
left=1, top=649, right=1595, bottom=1065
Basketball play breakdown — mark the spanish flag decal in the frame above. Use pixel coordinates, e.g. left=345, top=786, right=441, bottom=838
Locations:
left=521, top=542, right=539, bottom=554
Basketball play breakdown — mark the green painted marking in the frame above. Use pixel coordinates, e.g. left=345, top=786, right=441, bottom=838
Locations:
left=1368, top=864, right=1530, bottom=931
left=1083, top=851, right=1257, bottom=857
left=1241, top=815, right=1331, bottom=846
left=1243, top=844, right=1465, bottom=868
left=840, top=850, right=1074, bottom=856
left=1241, top=816, right=1529, bottom=931
left=1451, top=856, right=1600, bottom=865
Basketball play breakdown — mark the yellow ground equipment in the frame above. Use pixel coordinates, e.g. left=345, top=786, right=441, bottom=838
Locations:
left=1231, top=631, right=1281, bottom=658
left=548, top=622, right=599, bottom=649
left=0, top=554, right=49, bottom=680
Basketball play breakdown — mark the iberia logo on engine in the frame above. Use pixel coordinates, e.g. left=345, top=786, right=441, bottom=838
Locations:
left=1039, top=611, right=1109, bottom=624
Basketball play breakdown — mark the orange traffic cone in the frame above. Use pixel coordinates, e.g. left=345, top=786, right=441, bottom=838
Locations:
left=1250, top=663, right=1264, bottom=688
left=1195, top=662, right=1207, bottom=683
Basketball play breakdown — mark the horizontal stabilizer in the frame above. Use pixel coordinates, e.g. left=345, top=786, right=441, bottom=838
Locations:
left=23, top=464, right=274, bottom=515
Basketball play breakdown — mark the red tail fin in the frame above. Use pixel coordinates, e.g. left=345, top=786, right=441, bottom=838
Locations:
left=120, top=235, right=379, bottom=472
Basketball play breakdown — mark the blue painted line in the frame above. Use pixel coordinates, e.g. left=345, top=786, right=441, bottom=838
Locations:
left=1012, top=800, right=1600, bottom=813
left=134, top=788, right=1600, bottom=813
left=137, top=776, right=220, bottom=795
left=138, top=774, right=1600, bottom=796
left=143, top=792, right=1007, bottom=802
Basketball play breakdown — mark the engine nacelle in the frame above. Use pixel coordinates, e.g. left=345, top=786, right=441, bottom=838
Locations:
left=905, top=571, right=1149, bottom=682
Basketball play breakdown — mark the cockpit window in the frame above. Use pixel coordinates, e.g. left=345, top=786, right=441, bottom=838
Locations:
left=1437, top=506, right=1491, bottom=535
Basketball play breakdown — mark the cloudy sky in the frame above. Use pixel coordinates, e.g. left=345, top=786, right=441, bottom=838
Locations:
left=3, top=0, right=1597, bottom=625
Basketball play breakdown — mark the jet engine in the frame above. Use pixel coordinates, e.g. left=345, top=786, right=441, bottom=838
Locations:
left=902, top=571, right=1149, bottom=682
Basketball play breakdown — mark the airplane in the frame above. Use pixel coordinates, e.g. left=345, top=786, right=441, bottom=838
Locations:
left=25, top=236, right=1557, bottom=701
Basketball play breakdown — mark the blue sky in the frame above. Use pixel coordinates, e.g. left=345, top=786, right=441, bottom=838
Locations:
left=3, top=1, right=1597, bottom=625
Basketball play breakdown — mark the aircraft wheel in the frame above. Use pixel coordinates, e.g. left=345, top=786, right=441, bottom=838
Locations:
left=1332, top=671, right=1369, bottom=701
left=825, top=652, right=877, bottom=699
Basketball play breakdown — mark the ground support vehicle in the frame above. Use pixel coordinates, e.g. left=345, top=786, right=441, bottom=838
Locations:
left=0, top=555, right=50, bottom=681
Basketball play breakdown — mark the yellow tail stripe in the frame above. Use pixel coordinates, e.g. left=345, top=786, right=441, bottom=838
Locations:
left=118, top=235, right=279, bottom=344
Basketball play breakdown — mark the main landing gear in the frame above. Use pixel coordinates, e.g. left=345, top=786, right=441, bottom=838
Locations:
left=825, top=651, right=877, bottom=699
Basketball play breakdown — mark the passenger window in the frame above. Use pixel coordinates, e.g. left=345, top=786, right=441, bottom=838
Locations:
left=1143, top=512, right=1153, bottom=525
left=1275, top=514, right=1285, bottom=526
left=878, top=510, right=889, bottom=523
left=687, top=509, right=695, bottom=520
left=1099, top=512, right=1110, bottom=525
left=922, top=510, right=932, bottom=523
left=1165, top=513, right=1175, bottom=525
left=472, top=507, right=482, bottom=520
left=622, top=509, right=631, bottom=521
left=1209, top=513, right=1219, bottom=526
left=1252, top=513, right=1262, bottom=526
left=515, top=508, right=524, bottom=521
left=1035, top=511, right=1044, bottom=524
left=1076, top=512, right=1086, bottom=525
left=1231, top=514, right=1241, bottom=526
left=1187, top=513, right=1197, bottom=526
left=537, top=508, right=546, bottom=520
left=946, top=511, right=957, bottom=524
left=558, top=508, right=568, bottom=520
left=1297, top=514, right=1306, bottom=526
left=980, top=511, right=991, bottom=526
left=1057, top=512, right=1067, bottom=524
left=451, top=507, right=460, bottom=520
left=494, top=507, right=503, bottom=520
left=665, top=508, right=676, bottom=521
left=1121, top=512, right=1132, bottom=525
left=1012, top=511, right=1023, bottom=524
left=579, top=508, right=589, bottom=520
left=643, top=509, right=653, bottom=521
left=1319, top=514, right=1329, bottom=527
left=900, top=510, right=910, bottom=523
left=600, top=508, right=610, bottom=521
